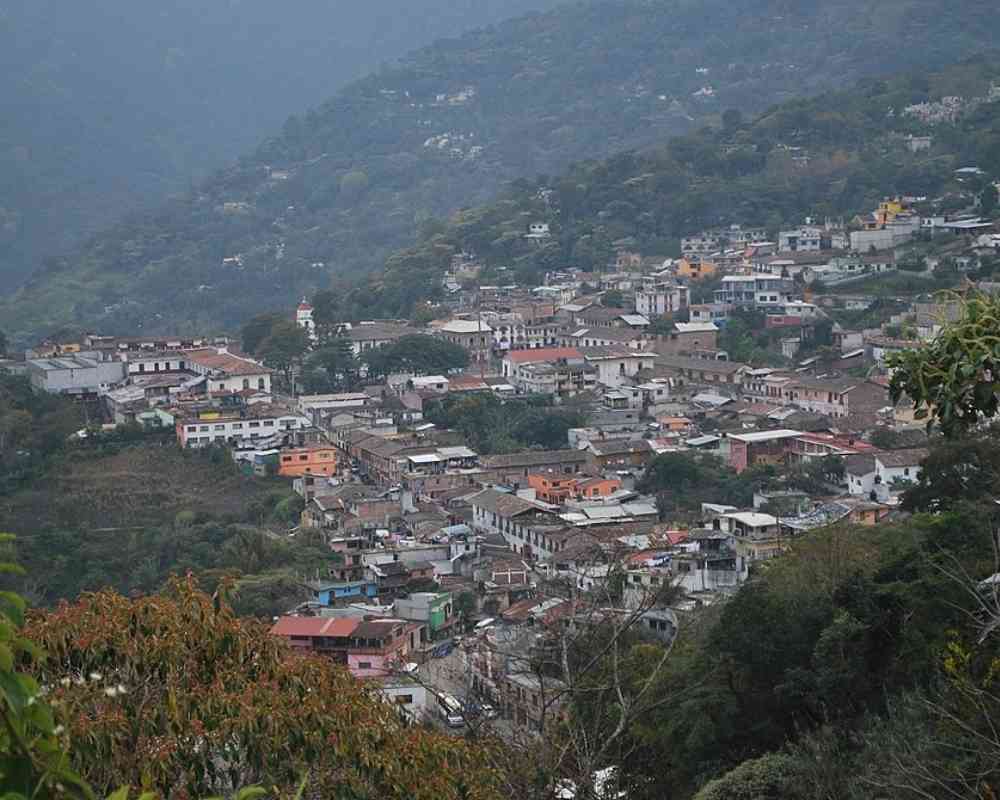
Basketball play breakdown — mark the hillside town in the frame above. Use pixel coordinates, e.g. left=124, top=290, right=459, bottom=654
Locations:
left=4, top=192, right=999, bottom=736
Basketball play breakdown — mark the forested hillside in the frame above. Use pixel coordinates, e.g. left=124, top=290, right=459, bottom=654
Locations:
left=4, top=0, right=997, bottom=342
left=345, top=56, right=1000, bottom=317
left=0, top=0, right=561, bottom=291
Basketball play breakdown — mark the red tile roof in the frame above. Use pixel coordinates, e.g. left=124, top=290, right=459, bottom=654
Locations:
left=186, top=348, right=271, bottom=377
left=271, top=616, right=359, bottom=638
left=506, top=347, right=582, bottom=364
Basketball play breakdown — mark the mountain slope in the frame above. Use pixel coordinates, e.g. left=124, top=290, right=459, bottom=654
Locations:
left=362, top=56, right=1000, bottom=309
left=0, top=0, right=561, bottom=291
left=3, top=0, right=997, bottom=342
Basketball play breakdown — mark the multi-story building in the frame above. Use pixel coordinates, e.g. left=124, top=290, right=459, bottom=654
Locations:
left=727, top=429, right=803, bottom=473
left=778, top=225, right=830, bottom=251
left=175, top=404, right=312, bottom=448
left=653, top=323, right=719, bottom=356
left=579, top=347, right=656, bottom=389
left=673, top=257, right=717, bottom=282
left=689, top=303, right=731, bottom=327
left=270, top=616, right=423, bottom=679
left=714, top=275, right=793, bottom=308
left=501, top=347, right=594, bottom=397
left=711, top=511, right=784, bottom=561
left=434, top=319, right=493, bottom=362
left=634, top=280, right=690, bottom=317
left=779, top=377, right=888, bottom=420
left=393, top=592, right=457, bottom=642
left=653, top=354, right=746, bottom=386
left=479, top=450, right=589, bottom=484
left=277, top=445, right=338, bottom=477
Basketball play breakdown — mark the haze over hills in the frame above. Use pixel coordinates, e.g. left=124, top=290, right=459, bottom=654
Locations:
left=0, top=0, right=563, bottom=292
left=2, top=0, right=997, bottom=342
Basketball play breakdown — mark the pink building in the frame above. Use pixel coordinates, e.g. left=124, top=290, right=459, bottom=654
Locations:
left=346, top=619, right=422, bottom=678
left=270, top=616, right=359, bottom=663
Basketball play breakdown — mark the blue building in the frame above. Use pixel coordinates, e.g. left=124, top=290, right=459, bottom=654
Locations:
left=310, top=577, right=378, bottom=606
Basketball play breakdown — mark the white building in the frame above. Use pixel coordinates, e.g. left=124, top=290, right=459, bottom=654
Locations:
left=185, top=347, right=272, bottom=394
left=778, top=225, right=827, bottom=251
left=846, top=449, right=927, bottom=497
left=580, top=348, right=656, bottom=389
left=634, top=282, right=690, bottom=318
left=28, top=355, right=126, bottom=396
left=714, top=275, right=793, bottom=308
left=410, top=375, right=450, bottom=393
left=177, top=406, right=312, bottom=448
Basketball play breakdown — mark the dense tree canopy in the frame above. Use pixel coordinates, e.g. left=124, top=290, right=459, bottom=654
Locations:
left=424, top=393, right=586, bottom=454
left=362, top=335, right=469, bottom=379
left=22, top=578, right=501, bottom=799
left=890, top=293, right=1000, bottom=435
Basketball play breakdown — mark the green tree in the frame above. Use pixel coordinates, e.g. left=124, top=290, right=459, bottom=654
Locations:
left=257, top=320, right=311, bottom=386
left=339, top=169, right=370, bottom=200
left=693, top=753, right=804, bottom=800
left=889, top=293, right=1000, bottom=434
left=25, top=578, right=502, bottom=800
left=240, top=312, right=285, bottom=356
left=304, top=335, right=359, bottom=392
left=981, top=183, right=998, bottom=216
left=362, top=335, right=468, bottom=378
left=721, top=108, right=744, bottom=134
left=0, top=537, right=94, bottom=800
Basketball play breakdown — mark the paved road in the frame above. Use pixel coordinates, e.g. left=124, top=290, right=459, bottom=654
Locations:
left=418, top=647, right=516, bottom=738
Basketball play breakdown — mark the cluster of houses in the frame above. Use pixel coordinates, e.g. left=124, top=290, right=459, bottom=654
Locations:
left=8, top=192, right=1000, bottom=735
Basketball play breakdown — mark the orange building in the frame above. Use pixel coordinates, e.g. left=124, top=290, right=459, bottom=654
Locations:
left=575, top=476, right=622, bottom=499
left=655, top=415, right=692, bottom=433
left=278, top=446, right=338, bottom=477
left=675, top=257, right=718, bottom=281
left=527, top=473, right=579, bottom=504
left=528, top=473, right=622, bottom=503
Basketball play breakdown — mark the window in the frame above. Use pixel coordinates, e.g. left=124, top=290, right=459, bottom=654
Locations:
left=138, top=363, right=145, bottom=373
left=357, top=662, right=372, bottom=670
left=232, top=422, right=243, bottom=429
left=200, top=426, right=209, bottom=432
left=263, top=420, right=275, bottom=427
left=395, top=694, right=413, bottom=705
left=258, top=378, right=266, bottom=390
left=903, top=467, right=910, bottom=476
left=214, top=424, right=225, bottom=431
left=218, top=383, right=225, bottom=391
left=243, top=379, right=250, bottom=390
left=248, top=421, right=260, bottom=428
left=186, top=426, right=197, bottom=433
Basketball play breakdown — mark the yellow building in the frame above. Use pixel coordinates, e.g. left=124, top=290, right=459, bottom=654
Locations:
left=861, top=197, right=907, bottom=230
left=675, top=257, right=718, bottom=281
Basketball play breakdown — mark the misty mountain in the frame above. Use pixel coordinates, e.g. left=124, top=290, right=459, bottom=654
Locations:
left=0, top=0, right=561, bottom=290
left=2, top=0, right=997, bottom=341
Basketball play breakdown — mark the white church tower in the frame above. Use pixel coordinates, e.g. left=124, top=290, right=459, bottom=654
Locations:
left=296, top=298, right=317, bottom=342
